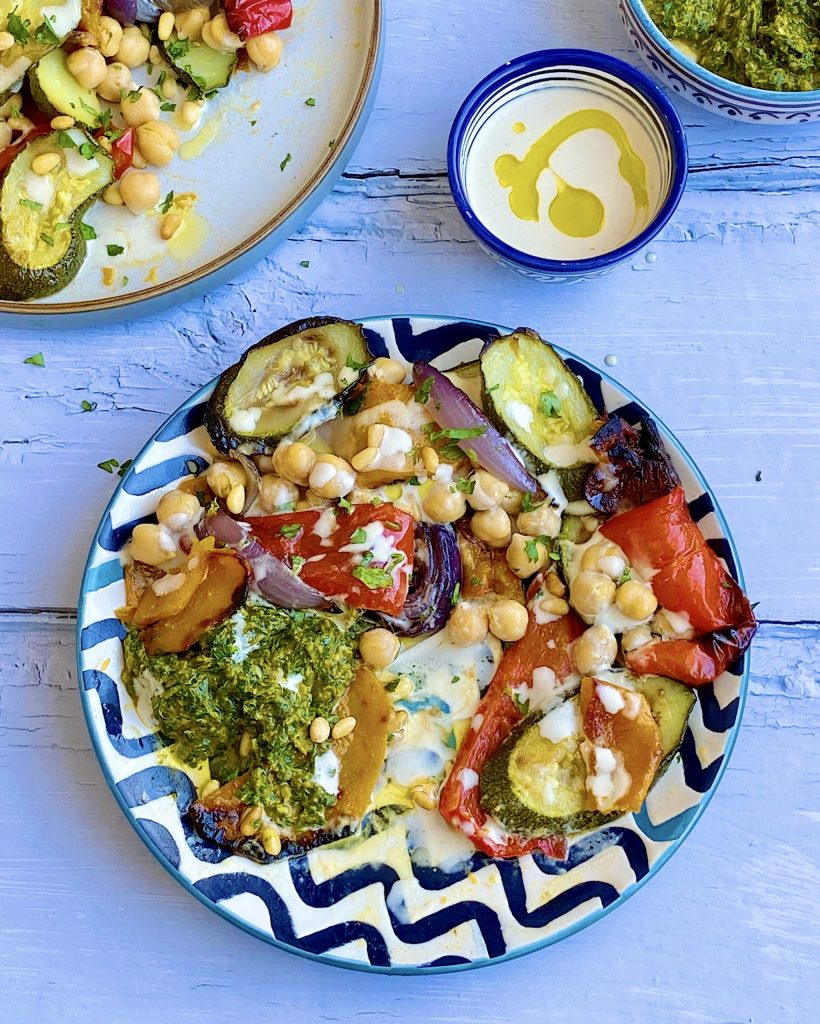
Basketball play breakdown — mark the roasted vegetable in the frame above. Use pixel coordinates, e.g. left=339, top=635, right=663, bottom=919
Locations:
left=479, top=329, right=601, bottom=482
left=28, top=46, right=101, bottom=127
left=0, top=0, right=81, bottom=104
left=377, top=522, right=462, bottom=636
left=224, top=0, right=292, bottom=40
left=331, top=666, right=392, bottom=821
left=128, top=538, right=215, bottom=628
left=457, top=518, right=524, bottom=604
left=584, top=414, right=679, bottom=516
left=205, top=317, right=372, bottom=454
left=141, top=549, right=249, bottom=654
left=157, top=31, right=237, bottom=95
left=0, top=129, right=113, bottom=300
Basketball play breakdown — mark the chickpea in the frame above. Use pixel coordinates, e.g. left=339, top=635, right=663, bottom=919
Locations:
left=120, top=87, right=161, bottom=128
left=580, top=540, right=626, bottom=580
left=516, top=503, right=561, bottom=539
left=116, top=25, right=151, bottom=68
left=246, top=31, right=284, bottom=72
left=206, top=459, right=246, bottom=498
left=98, top=15, right=123, bottom=58
left=506, top=532, right=548, bottom=578
left=135, top=120, right=180, bottom=167
left=488, top=599, right=529, bottom=643
left=466, top=470, right=507, bottom=511
left=615, top=579, right=658, bottom=621
left=0, top=31, right=14, bottom=52
left=359, top=628, right=400, bottom=669
left=308, top=454, right=355, bottom=499
left=258, top=474, right=299, bottom=512
left=471, top=506, right=512, bottom=548
left=175, top=8, right=210, bottom=41
left=422, top=481, right=467, bottom=524
left=367, top=356, right=406, bottom=384
left=119, top=170, right=161, bottom=214
left=66, top=48, right=107, bottom=91
left=156, top=490, right=201, bottom=531
left=272, top=441, right=316, bottom=486
left=201, top=13, right=243, bottom=52
left=622, top=625, right=653, bottom=653
left=570, top=571, right=616, bottom=617
left=448, top=602, right=489, bottom=646
left=130, top=523, right=176, bottom=566
left=499, top=486, right=524, bottom=515
left=573, top=624, right=618, bottom=675
left=97, top=62, right=133, bottom=103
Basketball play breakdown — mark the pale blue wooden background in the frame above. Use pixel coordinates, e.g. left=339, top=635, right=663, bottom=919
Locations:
left=1, top=1, right=819, bottom=1021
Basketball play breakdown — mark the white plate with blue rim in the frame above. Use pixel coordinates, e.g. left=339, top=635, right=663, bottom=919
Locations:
left=0, top=2, right=382, bottom=322
left=76, top=314, right=750, bottom=973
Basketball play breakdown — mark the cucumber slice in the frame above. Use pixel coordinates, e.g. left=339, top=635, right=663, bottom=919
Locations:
left=158, top=32, right=237, bottom=95
left=0, top=129, right=113, bottom=300
left=28, top=45, right=101, bottom=127
left=480, top=329, right=601, bottom=474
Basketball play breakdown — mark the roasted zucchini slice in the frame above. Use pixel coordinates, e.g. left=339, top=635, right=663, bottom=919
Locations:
left=28, top=44, right=101, bottom=127
left=0, top=0, right=81, bottom=104
left=480, top=329, right=601, bottom=479
left=205, top=317, right=372, bottom=454
left=158, top=32, right=237, bottom=95
left=0, top=129, right=113, bottom=300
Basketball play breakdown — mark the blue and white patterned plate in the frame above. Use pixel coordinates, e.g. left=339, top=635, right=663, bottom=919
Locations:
left=76, top=315, right=750, bottom=973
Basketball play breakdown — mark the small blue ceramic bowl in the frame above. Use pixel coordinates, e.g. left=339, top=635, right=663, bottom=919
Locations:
left=620, top=0, right=820, bottom=124
left=447, top=49, right=688, bottom=282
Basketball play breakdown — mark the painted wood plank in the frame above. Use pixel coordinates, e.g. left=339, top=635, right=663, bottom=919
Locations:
left=0, top=617, right=817, bottom=1020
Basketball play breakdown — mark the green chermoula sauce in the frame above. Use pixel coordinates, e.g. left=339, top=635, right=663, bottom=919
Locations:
left=122, top=602, right=365, bottom=834
left=644, top=0, right=820, bottom=91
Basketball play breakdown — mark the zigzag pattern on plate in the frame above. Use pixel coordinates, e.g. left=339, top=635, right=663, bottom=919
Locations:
left=77, top=316, right=751, bottom=972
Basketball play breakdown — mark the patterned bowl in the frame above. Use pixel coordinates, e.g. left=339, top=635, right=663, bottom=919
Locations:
left=447, top=50, right=687, bottom=281
left=620, top=0, right=820, bottom=123
left=77, top=315, right=750, bottom=973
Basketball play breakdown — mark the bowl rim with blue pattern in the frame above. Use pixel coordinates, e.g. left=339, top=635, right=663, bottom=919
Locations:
left=622, top=0, right=820, bottom=108
left=76, top=314, right=750, bottom=974
left=447, top=49, right=689, bottom=277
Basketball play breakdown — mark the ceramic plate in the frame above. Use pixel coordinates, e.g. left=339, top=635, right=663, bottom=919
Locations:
left=1, top=2, right=382, bottom=319
left=77, top=315, right=750, bottom=973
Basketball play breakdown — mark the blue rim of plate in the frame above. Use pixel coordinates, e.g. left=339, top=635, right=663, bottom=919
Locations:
left=447, top=49, right=689, bottom=275
left=625, top=0, right=820, bottom=105
left=76, top=314, right=750, bottom=974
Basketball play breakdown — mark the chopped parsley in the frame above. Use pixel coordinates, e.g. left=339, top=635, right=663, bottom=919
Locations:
left=352, top=553, right=404, bottom=590
left=79, top=222, right=97, bottom=241
left=20, top=198, right=43, bottom=211
left=57, top=131, right=76, bottom=149
left=106, top=244, right=125, bottom=257
left=81, top=399, right=97, bottom=413
left=525, top=535, right=549, bottom=562
left=538, top=390, right=562, bottom=418
left=97, top=458, right=119, bottom=473
left=7, top=9, right=30, bottom=45
left=34, top=16, right=60, bottom=46
left=39, top=232, right=54, bottom=246
left=160, top=191, right=175, bottom=214
left=117, top=459, right=133, bottom=477
left=79, top=140, right=98, bottom=160
left=291, top=555, right=306, bottom=574
left=428, top=426, right=487, bottom=442
left=618, top=567, right=632, bottom=585
left=160, top=101, right=176, bottom=112
left=166, top=37, right=191, bottom=61
left=345, top=353, right=369, bottom=371
left=469, top=574, right=480, bottom=586
left=299, top=259, right=310, bottom=268
left=279, top=523, right=303, bottom=539
left=451, top=582, right=461, bottom=605
left=24, top=352, right=45, bottom=367
left=450, top=675, right=460, bottom=685
left=280, top=152, right=292, bottom=171
left=520, top=491, right=542, bottom=513
left=305, top=97, right=316, bottom=106
left=455, top=477, right=475, bottom=494
left=755, top=470, right=763, bottom=482
left=414, top=375, right=434, bottom=404
left=349, top=527, right=367, bottom=544
left=407, top=475, right=420, bottom=486
left=337, top=497, right=352, bottom=513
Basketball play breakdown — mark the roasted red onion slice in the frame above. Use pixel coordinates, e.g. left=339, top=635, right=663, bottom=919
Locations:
left=377, top=522, right=461, bottom=637
left=197, top=512, right=328, bottom=609
left=412, top=361, right=539, bottom=495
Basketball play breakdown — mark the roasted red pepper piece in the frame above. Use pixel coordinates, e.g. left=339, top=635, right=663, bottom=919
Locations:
left=601, top=485, right=756, bottom=686
left=248, top=503, right=414, bottom=615
left=108, top=128, right=135, bottom=179
left=438, top=579, right=586, bottom=860
left=224, top=0, right=292, bottom=40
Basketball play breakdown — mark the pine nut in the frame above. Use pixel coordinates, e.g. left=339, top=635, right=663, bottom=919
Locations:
left=410, top=782, right=438, bottom=810
left=161, top=75, right=178, bottom=100
left=239, top=804, right=263, bottom=837
left=421, top=446, right=439, bottom=476
left=389, top=709, right=409, bottom=734
left=157, top=11, right=175, bottom=41
left=539, top=595, right=569, bottom=616
left=310, top=716, right=330, bottom=743
left=331, top=716, right=357, bottom=740
left=0, top=31, right=14, bottom=51
left=103, top=183, right=124, bottom=206
left=98, top=135, right=112, bottom=153
left=545, top=572, right=567, bottom=597
left=239, top=730, right=252, bottom=757
left=226, top=483, right=245, bottom=514
left=261, top=826, right=281, bottom=857
left=179, top=100, right=202, bottom=129
left=391, top=676, right=414, bottom=700
left=50, top=114, right=75, bottom=129
left=199, top=778, right=220, bottom=799
left=351, top=447, right=379, bottom=471
left=160, top=212, right=182, bottom=239
left=31, top=152, right=61, bottom=175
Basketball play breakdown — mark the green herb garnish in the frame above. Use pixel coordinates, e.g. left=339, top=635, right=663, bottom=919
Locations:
left=81, top=399, right=98, bottom=412
left=279, top=523, right=303, bottom=539
left=414, top=375, right=433, bottom=404
left=24, top=352, right=45, bottom=367
left=349, top=527, right=367, bottom=544
left=299, top=259, right=310, bottom=268
left=117, top=459, right=133, bottom=477
left=79, top=222, right=97, bottom=241
left=451, top=582, right=461, bottom=605
left=7, top=9, right=30, bottom=44
left=280, top=152, right=292, bottom=171
left=106, top=244, right=125, bottom=257
left=34, top=16, right=60, bottom=45
left=291, top=555, right=306, bottom=574
left=455, top=478, right=475, bottom=494
left=538, top=390, right=562, bottom=418
left=345, top=354, right=369, bottom=371
left=98, top=458, right=119, bottom=473
left=618, top=567, right=632, bottom=585
left=429, top=426, right=487, bottom=442
left=20, top=198, right=43, bottom=211
left=305, top=97, right=316, bottom=106
left=160, top=191, right=175, bottom=214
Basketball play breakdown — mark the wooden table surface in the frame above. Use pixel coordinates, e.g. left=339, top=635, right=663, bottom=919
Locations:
left=1, top=1, right=818, bottom=1020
